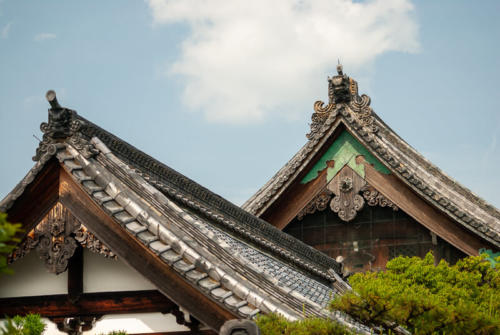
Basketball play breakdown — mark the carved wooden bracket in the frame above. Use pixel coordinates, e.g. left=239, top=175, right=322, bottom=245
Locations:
left=35, top=203, right=79, bottom=274
left=297, top=190, right=333, bottom=220
left=327, top=166, right=366, bottom=222
left=297, top=167, right=399, bottom=222
left=8, top=203, right=116, bottom=272
left=361, top=185, right=399, bottom=211
left=169, top=305, right=201, bottom=332
left=50, top=315, right=102, bottom=335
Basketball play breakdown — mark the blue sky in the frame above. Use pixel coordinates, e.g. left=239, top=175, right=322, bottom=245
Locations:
left=0, top=0, right=499, bottom=209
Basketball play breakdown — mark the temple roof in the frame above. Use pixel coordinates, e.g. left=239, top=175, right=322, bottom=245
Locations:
left=243, top=66, right=500, bottom=250
left=0, top=91, right=371, bottom=333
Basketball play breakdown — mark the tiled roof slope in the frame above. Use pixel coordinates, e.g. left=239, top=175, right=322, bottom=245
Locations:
left=242, top=72, right=500, bottom=248
left=74, top=115, right=343, bottom=278
left=0, top=94, right=373, bottom=333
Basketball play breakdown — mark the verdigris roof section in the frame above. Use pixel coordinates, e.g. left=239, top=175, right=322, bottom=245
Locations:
left=242, top=69, right=500, bottom=248
left=74, top=114, right=343, bottom=279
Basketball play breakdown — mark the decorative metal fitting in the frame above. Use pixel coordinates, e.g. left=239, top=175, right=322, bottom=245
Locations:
left=340, top=177, right=353, bottom=193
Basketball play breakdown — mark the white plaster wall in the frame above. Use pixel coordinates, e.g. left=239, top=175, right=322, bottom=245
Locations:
left=0, top=251, right=67, bottom=298
left=1, top=250, right=193, bottom=333
left=83, top=249, right=156, bottom=292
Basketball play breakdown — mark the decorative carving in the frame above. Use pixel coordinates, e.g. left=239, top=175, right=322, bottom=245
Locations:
left=330, top=193, right=365, bottom=222
left=34, top=203, right=79, bottom=274
left=307, top=64, right=363, bottom=139
left=328, top=64, right=356, bottom=104
left=361, top=185, right=398, bottom=211
left=339, top=177, right=353, bottom=193
left=327, top=165, right=366, bottom=222
left=51, top=315, right=102, bottom=335
left=7, top=230, right=38, bottom=264
left=297, top=181, right=398, bottom=222
left=297, top=190, right=333, bottom=220
left=7, top=203, right=116, bottom=268
left=347, top=94, right=378, bottom=134
left=75, top=226, right=116, bottom=259
left=33, top=91, right=98, bottom=161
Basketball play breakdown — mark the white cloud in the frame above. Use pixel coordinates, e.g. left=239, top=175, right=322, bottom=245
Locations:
left=147, top=0, right=419, bottom=123
left=34, top=32, right=56, bottom=42
left=1, top=21, right=11, bottom=38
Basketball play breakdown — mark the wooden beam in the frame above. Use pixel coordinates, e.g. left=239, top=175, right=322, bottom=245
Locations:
left=6, top=159, right=60, bottom=232
left=68, top=246, right=84, bottom=303
left=57, top=167, right=238, bottom=331
left=363, top=162, right=490, bottom=256
left=263, top=167, right=329, bottom=230
left=0, top=290, right=175, bottom=318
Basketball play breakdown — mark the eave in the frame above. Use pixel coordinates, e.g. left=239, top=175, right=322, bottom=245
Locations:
left=242, top=97, right=500, bottom=252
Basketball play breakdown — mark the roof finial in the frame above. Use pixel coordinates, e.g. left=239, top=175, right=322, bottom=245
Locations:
left=41, top=90, right=73, bottom=140
left=327, top=63, right=358, bottom=104
left=46, top=90, right=61, bottom=110
left=337, top=59, right=343, bottom=75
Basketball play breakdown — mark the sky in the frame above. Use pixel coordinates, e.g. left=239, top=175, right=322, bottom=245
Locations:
left=0, top=0, right=499, bottom=209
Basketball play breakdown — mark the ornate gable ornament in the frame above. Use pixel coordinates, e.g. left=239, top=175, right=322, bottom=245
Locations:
left=307, top=64, right=377, bottom=140
left=299, top=65, right=395, bottom=222
left=8, top=203, right=116, bottom=273
left=297, top=174, right=398, bottom=222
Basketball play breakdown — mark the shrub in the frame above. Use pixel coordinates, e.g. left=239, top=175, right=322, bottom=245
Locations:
left=0, top=314, right=46, bottom=335
left=255, top=313, right=357, bottom=335
left=0, top=213, right=23, bottom=275
left=331, top=252, right=500, bottom=334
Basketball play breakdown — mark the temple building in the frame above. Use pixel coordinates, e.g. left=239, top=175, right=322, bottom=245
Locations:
left=0, top=89, right=362, bottom=334
left=243, top=65, right=500, bottom=274
left=0, top=68, right=499, bottom=334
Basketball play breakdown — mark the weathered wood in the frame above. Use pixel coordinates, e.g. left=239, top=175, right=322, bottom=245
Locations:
left=262, top=127, right=346, bottom=229
left=68, top=246, right=83, bottom=303
left=327, top=165, right=366, bottom=222
left=57, top=167, right=237, bottom=331
left=7, top=159, right=60, bottom=232
left=0, top=290, right=175, bottom=317
left=363, top=161, right=490, bottom=255
left=263, top=166, right=330, bottom=230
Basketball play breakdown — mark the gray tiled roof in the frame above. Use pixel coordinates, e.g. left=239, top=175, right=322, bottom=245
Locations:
left=0, top=106, right=371, bottom=333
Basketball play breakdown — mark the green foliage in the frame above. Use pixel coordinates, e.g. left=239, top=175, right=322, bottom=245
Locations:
left=331, top=252, right=500, bottom=334
left=0, top=314, right=46, bottom=335
left=0, top=213, right=23, bottom=275
left=255, top=313, right=357, bottom=335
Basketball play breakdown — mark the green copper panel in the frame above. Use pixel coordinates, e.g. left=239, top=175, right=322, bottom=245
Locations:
left=301, top=131, right=390, bottom=184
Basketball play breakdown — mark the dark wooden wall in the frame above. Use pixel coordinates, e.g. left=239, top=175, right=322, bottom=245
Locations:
left=284, top=206, right=465, bottom=274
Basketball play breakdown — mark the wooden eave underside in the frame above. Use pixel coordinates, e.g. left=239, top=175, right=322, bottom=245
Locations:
left=252, top=119, right=497, bottom=255
left=5, top=160, right=237, bottom=331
